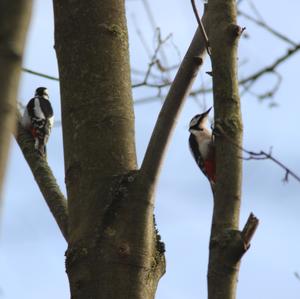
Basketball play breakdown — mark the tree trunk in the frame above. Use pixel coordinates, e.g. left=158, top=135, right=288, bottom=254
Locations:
left=53, top=1, right=164, bottom=298
left=206, top=1, right=245, bottom=298
left=0, top=0, right=32, bottom=195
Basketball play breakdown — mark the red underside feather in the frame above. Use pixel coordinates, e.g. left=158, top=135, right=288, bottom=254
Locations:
left=31, top=127, right=38, bottom=138
left=204, top=159, right=216, bottom=183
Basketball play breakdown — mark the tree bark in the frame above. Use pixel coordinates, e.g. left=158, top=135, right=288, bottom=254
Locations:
left=0, top=0, right=32, bottom=196
left=53, top=0, right=213, bottom=296
left=53, top=1, right=164, bottom=298
left=205, top=1, right=246, bottom=298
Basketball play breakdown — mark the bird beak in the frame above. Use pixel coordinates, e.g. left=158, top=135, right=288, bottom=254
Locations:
left=203, top=107, right=212, bottom=116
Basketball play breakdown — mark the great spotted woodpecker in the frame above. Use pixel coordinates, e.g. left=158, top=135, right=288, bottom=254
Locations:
left=22, top=87, right=54, bottom=156
left=189, top=107, right=216, bottom=185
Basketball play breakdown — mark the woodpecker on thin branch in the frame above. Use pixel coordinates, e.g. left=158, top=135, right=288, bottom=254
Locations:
left=189, top=107, right=215, bottom=185
left=22, top=87, right=54, bottom=157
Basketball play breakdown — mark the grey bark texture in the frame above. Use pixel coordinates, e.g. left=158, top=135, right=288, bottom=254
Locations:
left=205, top=1, right=252, bottom=299
left=53, top=1, right=162, bottom=298
left=0, top=0, right=32, bottom=196
left=53, top=0, right=209, bottom=297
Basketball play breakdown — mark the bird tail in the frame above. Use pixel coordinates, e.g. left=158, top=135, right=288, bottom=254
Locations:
left=34, top=135, right=47, bottom=158
left=33, top=119, right=52, bottom=158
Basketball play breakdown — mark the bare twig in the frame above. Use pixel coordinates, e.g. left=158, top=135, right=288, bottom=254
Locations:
left=14, top=114, right=68, bottom=241
left=244, top=150, right=300, bottom=183
left=247, top=0, right=265, bottom=23
left=241, top=212, right=259, bottom=250
left=238, top=10, right=297, bottom=47
left=133, top=40, right=300, bottom=103
left=190, top=42, right=300, bottom=99
left=22, top=67, right=59, bottom=81
left=191, top=0, right=211, bottom=55
left=141, top=0, right=171, bottom=80
left=22, top=61, right=173, bottom=90
left=214, top=125, right=300, bottom=184
left=134, top=94, right=164, bottom=105
left=239, top=43, right=300, bottom=85
left=131, top=13, right=152, bottom=58
left=257, top=71, right=282, bottom=100
left=131, top=30, right=174, bottom=89
left=240, top=71, right=282, bottom=102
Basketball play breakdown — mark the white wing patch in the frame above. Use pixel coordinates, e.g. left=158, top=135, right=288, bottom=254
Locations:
left=48, top=115, right=54, bottom=129
left=34, top=97, right=45, bottom=119
left=21, top=108, right=31, bottom=129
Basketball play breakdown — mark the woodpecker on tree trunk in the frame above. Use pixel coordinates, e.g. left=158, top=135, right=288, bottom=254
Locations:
left=22, top=87, right=54, bottom=157
left=189, top=107, right=216, bottom=185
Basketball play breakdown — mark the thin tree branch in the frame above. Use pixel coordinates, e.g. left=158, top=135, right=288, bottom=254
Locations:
left=244, top=150, right=300, bottom=183
left=191, top=0, right=211, bottom=55
left=23, top=60, right=174, bottom=90
left=214, top=125, right=300, bottom=184
left=131, top=13, right=152, bottom=59
left=14, top=115, right=68, bottom=241
left=239, top=43, right=300, bottom=85
left=190, top=42, right=300, bottom=98
left=295, top=272, right=300, bottom=281
left=22, top=67, right=59, bottom=81
left=134, top=40, right=300, bottom=102
left=238, top=10, right=297, bottom=46
left=246, top=0, right=265, bottom=23
left=141, top=0, right=171, bottom=80
left=134, top=43, right=300, bottom=103
left=132, top=31, right=174, bottom=89
left=140, top=15, right=208, bottom=189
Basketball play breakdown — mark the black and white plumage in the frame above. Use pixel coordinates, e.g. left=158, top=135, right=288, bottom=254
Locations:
left=188, top=107, right=216, bottom=184
left=22, top=87, right=54, bottom=156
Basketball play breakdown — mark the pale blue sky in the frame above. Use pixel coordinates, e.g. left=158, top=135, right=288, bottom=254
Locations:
left=1, top=1, right=300, bottom=298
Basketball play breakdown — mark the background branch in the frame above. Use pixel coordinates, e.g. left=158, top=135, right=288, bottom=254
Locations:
left=190, top=42, right=300, bottom=99
left=214, top=125, right=300, bottom=183
left=22, top=14, right=300, bottom=106
left=141, top=0, right=172, bottom=80
left=131, top=30, right=174, bottom=89
left=22, top=67, right=59, bottom=81
left=239, top=43, right=300, bottom=85
left=14, top=117, right=69, bottom=241
left=242, top=149, right=300, bottom=183
left=238, top=10, right=297, bottom=46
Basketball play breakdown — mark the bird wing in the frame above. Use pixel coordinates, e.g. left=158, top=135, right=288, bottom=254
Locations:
left=189, top=134, right=206, bottom=175
left=26, top=98, right=36, bottom=118
left=39, top=98, right=53, bottom=118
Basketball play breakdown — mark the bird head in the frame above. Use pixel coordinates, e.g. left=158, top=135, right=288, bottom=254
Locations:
left=35, top=87, right=49, bottom=99
left=189, top=107, right=212, bottom=132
